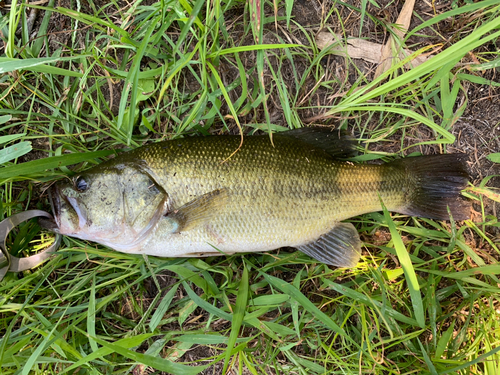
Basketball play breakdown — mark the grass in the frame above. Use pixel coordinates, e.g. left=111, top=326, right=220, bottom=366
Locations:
left=1, top=0, right=500, bottom=374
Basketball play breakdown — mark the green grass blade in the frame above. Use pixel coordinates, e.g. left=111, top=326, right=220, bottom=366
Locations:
left=182, top=281, right=233, bottom=321
left=406, top=0, right=500, bottom=39
left=177, top=0, right=206, bottom=33
left=157, top=46, right=199, bottom=103
left=0, top=270, right=55, bottom=368
left=334, top=105, right=455, bottom=144
left=486, top=153, right=500, bottom=163
left=207, top=43, right=301, bottom=58
left=417, top=338, right=438, bottom=375
left=222, top=265, right=248, bottom=374
left=116, top=13, right=161, bottom=142
left=328, top=14, right=500, bottom=116
left=265, top=53, right=293, bottom=127
left=0, top=150, right=114, bottom=180
left=87, top=274, right=98, bottom=353
left=174, top=0, right=205, bottom=57
left=438, top=345, right=500, bottom=375
left=149, top=284, right=179, bottom=332
left=0, top=115, right=13, bottom=127
left=325, top=280, right=420, bottom=326
left=457, top=72, right=500, bottom=87
left=420, top=264, right=500, bottom=280
left=434, top=322, right=455, bottom=359
left=21, top=321, right=61, bottom=375
left=91, top=333, right=209, bottom=374
left=28, top=65, right=84, bottom=78
left=207, top=61, right=243, bottom=134
left=0, top=141, right=32, bottom=164
left=31, top=0, right=55, bottom=57
left=285, top=0, right=294, bottom=29
left=60, top=333, right=162, bottom=374
left=382, top=204, right=425, bottom=328
left=6, top=0, right=19, bottom=58
left=47, top=6, right=129, bottom=39
left=165, top=265, right=209, bottom=293
left=261, top=273, right=360, bottom=349
left=0, top=56, right=88, bottom=75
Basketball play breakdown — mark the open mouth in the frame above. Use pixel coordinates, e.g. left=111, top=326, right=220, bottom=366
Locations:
left=48, top=185, right=60, bottom=221
left=39, top=185, right=87, bottom=233
left=39, top=186, right=60, bottom=232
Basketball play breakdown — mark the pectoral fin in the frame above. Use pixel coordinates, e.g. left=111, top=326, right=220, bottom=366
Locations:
left=296, top=222, right=361, bottom=267
left=167, top=189, right=228, bottom=233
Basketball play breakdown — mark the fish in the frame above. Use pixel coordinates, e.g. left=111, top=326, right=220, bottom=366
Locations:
left=43, top=127, right=470, bottom=267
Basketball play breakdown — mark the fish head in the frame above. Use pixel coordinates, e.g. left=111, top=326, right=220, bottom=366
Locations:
left=47, top=162, right=169, bottom=251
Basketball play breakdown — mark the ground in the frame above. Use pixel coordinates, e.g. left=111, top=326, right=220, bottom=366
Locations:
left=1, top=0, right=499, bottom=374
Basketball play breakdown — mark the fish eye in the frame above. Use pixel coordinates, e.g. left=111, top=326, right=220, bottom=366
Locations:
left=75, top=176, right=89, bottom=191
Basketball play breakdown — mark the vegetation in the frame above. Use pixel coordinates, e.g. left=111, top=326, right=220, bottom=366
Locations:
left=1, top=0, right=499, bottom=373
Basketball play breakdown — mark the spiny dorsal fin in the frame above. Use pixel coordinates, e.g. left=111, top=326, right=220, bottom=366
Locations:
left=296, top=222, right=362, bottom=267
left=280, top=127, right=357, bottom=159
left=167, top=189, right=229, bottom=232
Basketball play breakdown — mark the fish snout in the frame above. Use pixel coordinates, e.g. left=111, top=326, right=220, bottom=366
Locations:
left=44, top=184, right=88, bottom=233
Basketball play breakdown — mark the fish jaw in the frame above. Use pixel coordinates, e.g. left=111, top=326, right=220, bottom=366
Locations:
left=47, top=183, right=81, bottom=236
left=46, top=183, right=110, bottom=242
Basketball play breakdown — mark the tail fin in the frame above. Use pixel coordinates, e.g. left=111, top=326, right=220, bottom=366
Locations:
left=394, top=154, right=470, bottom=220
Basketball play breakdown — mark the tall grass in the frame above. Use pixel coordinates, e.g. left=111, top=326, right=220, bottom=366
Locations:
left=1, top=0, right=499, bottom=374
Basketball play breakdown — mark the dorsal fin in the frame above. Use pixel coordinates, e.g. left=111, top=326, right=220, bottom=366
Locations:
left=279, top=127, right=357, bottom=159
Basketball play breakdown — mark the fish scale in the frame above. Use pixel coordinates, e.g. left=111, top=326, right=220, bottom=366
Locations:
left=47, top=128, right=470, bottom=267
left=128, top=136, right=423, bottom=254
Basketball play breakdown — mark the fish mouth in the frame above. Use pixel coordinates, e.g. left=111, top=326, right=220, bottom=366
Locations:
left=39, top=185, right=61, bottom=232
left=40, top=184, right=87, bottom=233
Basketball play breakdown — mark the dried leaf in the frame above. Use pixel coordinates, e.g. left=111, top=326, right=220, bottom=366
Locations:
left=374, top=0, right=416, bottom=78
left=316, top=31, right=429, bottom=68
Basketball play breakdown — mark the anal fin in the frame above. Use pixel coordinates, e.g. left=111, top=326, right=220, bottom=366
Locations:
left=296, top=222, right=361, bottom=267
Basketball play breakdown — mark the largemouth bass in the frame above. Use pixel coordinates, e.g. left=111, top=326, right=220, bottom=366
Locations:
left=45, top=128, right=470, bottom=267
